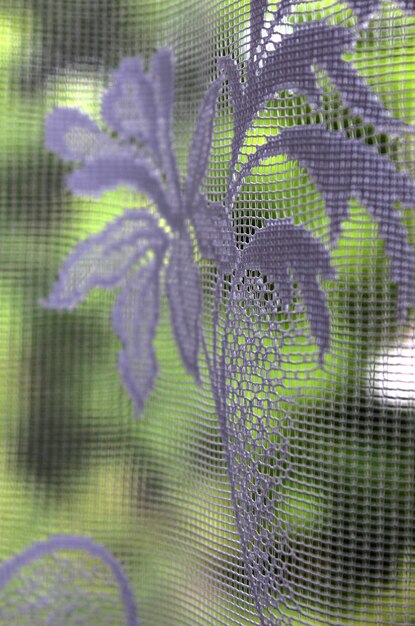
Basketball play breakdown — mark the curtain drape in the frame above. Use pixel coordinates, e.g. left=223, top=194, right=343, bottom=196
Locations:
left=0, top=1, right=414, bottom=624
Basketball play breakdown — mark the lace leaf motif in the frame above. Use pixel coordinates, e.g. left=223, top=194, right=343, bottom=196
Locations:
left=222, top=11, right=410, bottom=180
left=234, top=125, right=415, bottom=317
left=239, top=219, right=335, bottom=361
left=223, top=0, right=415, bottom=324
left=44, top=49, right=226, bottom=415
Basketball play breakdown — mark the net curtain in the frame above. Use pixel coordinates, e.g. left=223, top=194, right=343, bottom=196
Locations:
left=0, top=1, right=414, bottom=625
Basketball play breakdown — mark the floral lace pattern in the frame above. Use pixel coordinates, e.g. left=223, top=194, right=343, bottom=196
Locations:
left=28, top=0, right=415, bottom=623
left=44, top=50, right=227, bottom=411
left=0, top=536, right=139, bottom=625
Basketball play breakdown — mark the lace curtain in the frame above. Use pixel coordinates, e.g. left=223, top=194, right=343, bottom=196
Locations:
left=0, top=1, right=415, bottom=624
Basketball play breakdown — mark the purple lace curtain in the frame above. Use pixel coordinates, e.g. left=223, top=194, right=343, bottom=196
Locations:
left=1, top=1, right=415, bottom=624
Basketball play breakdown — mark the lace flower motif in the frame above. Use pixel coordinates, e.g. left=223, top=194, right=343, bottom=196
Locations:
left=0, top=535, right=139, bottom=625
left=44, top=49, right=226, bottom=416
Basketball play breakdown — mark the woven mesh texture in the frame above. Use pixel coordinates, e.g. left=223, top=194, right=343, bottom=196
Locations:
left=0, top=1, right=415, bottom=624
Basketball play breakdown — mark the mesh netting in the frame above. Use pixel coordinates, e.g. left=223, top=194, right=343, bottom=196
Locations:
left=0, top=1, right=415, bottom=624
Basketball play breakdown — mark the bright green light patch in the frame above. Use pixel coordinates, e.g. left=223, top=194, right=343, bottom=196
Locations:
left=0, top=7, right=35, bottom=78
left=46, top=71, right=106, bottom=122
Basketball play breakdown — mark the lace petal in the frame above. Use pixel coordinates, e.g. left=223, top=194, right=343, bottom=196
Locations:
left=67, top=156, right=173, bottom=219
left=43, top=210, right=167, bottom=310
left=113, top=256, right=162, bottom=416
left=151, top=48, right=181, bottom=212
left=185, top=76, right=224, bottom=209
left=45, top=107, right=105, bottom=162
left=166, top=233, right=202, bottom=380
left=102, top=56, right=159, bottom=158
